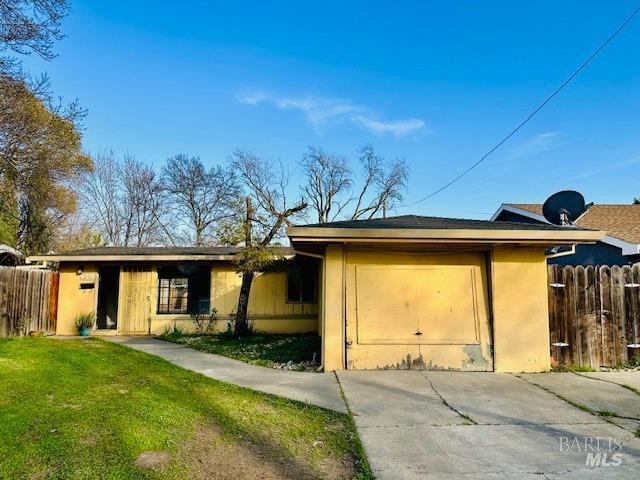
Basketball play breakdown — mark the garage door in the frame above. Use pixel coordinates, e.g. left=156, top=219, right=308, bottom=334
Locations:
left=345, top=250, right=493, bottom=371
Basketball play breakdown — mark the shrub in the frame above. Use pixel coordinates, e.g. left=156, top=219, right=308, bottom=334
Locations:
left=191, top=308, right=218, bottom=335
left=74, top=312, right=95, bottom=329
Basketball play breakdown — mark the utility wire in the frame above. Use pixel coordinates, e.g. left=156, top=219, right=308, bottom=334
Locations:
left=404, top=5, right=640, bottom=207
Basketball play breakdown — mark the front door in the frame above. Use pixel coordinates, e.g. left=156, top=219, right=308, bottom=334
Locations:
left=118, top=266, right=153, bottom=334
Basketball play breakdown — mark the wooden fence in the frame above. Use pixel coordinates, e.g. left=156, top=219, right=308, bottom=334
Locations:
left=548, top=264, right=640, bottom=368
left=0, top=267, right=59, bottom=337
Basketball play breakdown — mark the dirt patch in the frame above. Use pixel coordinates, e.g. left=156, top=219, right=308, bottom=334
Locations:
left=134, top=451, right=171, bottom=471
left=180, top=424, right=356, bottom=480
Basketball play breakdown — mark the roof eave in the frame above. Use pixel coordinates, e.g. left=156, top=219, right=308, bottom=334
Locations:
left=287, top=226, right=604, bottom=245
left=26, top=254, right=239, bottom=263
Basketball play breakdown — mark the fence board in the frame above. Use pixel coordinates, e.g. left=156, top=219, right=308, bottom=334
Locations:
left=548, top=263, right=640, bottom=368
left=599, top=266, right=613, bottom=366
left=0, top=267, right=59, bottom=337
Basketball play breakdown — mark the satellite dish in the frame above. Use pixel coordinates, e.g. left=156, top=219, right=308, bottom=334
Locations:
left=542, top=190, right=585, bottom=225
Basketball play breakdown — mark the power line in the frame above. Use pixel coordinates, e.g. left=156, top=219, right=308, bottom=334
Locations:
left=404, top=5, right=640, bottom=208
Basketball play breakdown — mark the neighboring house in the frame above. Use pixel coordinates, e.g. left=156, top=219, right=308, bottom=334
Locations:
left=28, top=215, right=602, bottom=373
left=492, top=204, right=640, bottom=265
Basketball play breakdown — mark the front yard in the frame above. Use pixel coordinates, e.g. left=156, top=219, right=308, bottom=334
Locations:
left=160, top=333, right=321, bottom=371
left=0, top=338, right=370, bottom=480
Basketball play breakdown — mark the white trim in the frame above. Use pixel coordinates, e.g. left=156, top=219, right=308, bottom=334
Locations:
left=546, top=244, right=576, bottom=259
left=490, top=204, right=549, bottom=223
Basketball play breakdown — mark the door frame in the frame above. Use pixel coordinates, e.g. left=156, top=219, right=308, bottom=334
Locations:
left=95, top=265, right=121, bottom=332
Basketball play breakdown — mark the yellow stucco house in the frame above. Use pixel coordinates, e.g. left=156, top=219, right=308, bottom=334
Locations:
left=28, top=215, right=602, bottom=373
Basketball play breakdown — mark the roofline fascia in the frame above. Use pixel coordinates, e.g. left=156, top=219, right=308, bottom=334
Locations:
left=490, top=204, right=549, bottom=223
left=287, top=226, right=604, bottom=244
left=25, top=254, right=238, bottom=263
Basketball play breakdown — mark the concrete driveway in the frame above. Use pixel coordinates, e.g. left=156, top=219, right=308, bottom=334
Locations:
left=337, top=371, right=640, bottom=479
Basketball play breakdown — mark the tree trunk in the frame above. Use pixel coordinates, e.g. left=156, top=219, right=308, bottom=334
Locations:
left=234, top=196, right=254, bottom=336
left=234, top=271, right=254, bottom=336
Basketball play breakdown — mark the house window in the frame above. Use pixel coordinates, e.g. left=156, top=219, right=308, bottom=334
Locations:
left=157, top=277, right=189, bottom=313
left=157, top=265, right=210, bottom=314
left=286, top=260, right=316, bottom=303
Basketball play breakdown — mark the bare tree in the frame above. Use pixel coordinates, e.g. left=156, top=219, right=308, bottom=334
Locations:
left=162, top=154, right=239, bottom=246
left=301, top=146, right=351, bottom=223
left=120, top=156, right=166, bottom=246
left=80, top=151, right=124, bottom=245
left=299, top=144, right=409, bottom=223
left=350, top=144, right=408, bottom=220
left=1, top=0, right=69, bottom=78
left=231, top=150, right=307, bottom=336
left=80, top=151, right=167, bottom=247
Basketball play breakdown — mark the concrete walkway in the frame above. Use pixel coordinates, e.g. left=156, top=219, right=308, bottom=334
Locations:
left=103, top=336, right=347, bottom=413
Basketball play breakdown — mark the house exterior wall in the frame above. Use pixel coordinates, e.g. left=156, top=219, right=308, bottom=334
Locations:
left=57, top=263, right=99, bottom=335
left=56, top=261, right=318, bottom=336
left=490, top=246, right=551, bottom=372
left=319, top=244, right=551, bottom=373
left=321, top=245, right=346, bottom=371
left=150, top=262, right=318, bottom=334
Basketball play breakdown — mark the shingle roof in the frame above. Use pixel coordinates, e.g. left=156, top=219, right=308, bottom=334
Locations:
left=506, top=204, right=544, bottom=215
left=299, top=214, right=587, bottom=231
left=506, top=204, right=640, bottom=244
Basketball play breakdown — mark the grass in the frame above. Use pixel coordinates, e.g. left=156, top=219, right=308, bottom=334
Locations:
left=161, top=333, right=322, bottom=371
left=596, top=409, right=618, bottom=418
left=622, top=384, right=640, bottom=396
left=0, top=338, right=371, bottom=480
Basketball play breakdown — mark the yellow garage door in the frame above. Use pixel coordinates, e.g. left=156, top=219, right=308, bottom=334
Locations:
left=345, top=250, right=493, bottom=371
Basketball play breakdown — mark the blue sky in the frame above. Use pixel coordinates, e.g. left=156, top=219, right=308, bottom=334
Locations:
left=21, top=1, right=640, bottom=219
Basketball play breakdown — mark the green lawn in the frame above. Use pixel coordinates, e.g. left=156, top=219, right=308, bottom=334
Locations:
left=161, top=333, right=321, bottom=371
left=0, top=338, right=370, bottom=480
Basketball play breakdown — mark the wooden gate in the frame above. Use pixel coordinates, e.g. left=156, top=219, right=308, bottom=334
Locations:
left=548, top=264, right=640, bottom=368
left=117, top=266, right=153, bottom=334
left=0, top=267, right=59, bottom=337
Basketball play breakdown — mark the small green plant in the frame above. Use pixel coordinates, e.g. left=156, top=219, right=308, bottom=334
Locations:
left=13, top=312, right=30, bottom=337
left=163, top=321, right=184, bottom=338
left=219, top=316, right=257, bottom=339
left=597, top=409, right=617, bottom=418
left=74, top=312, right=95, bottom=329
left=613, top=356, right=640, bottom=369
